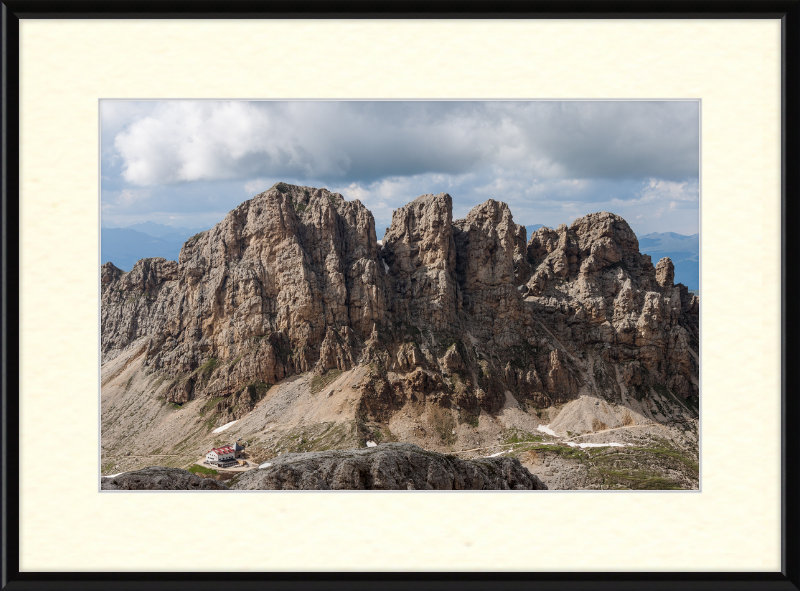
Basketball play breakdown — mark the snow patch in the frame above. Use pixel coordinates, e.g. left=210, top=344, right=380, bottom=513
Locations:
left=383, top=260, right=389, bottom=273
left=366, top=441, right=377, bottom=447
left=212, top=420, right=238, bottom=433
left=485, top=450, right=510, bottom=458
left=258, top=462, right=273, bottom=469
left=103, top=472, right=126, bottom=478
left=537, top=424, right=559, bottom=437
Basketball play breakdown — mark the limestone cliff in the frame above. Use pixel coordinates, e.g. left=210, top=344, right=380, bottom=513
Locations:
left=102, top=183, right=385, bottom=404
left=102, top=182, right=699, bottom=431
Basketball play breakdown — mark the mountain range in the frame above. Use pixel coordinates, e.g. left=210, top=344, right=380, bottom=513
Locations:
left=104, top=222, right=699, bottom=291
left=638, top=232, right=699, bottom=290
left=100, top=183, right=699, bottom=490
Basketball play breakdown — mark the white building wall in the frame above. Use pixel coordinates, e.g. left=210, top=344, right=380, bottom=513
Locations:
left=206, top=449, right=235, bottom=464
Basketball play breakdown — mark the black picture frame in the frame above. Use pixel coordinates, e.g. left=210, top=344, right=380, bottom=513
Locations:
left=2, top=1, right=796, bottom=590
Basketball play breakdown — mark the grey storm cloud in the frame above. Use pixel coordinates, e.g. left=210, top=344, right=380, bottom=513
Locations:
left=108, top=100, right=699, bottom=187
left=101, top=100, right=700, bottom=236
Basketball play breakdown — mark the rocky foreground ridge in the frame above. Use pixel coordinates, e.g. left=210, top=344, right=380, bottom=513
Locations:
left=102, top=444, right=546, bottom=490
left=101, top=466, right=228, bottom=490
left=231, top=443, right=546, bottom=490
left=101, top=183, right=699, bottom=490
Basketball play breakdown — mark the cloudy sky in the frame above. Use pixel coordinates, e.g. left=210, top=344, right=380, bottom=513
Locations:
left=100, top=100, right=700, bottom=237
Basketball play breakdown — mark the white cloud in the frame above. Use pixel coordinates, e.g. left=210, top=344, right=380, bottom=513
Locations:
left=243, top=178, right=275, bottom=195
left=101, top=101, right=700, bottom=236
left=115, top=102, right=279, bottom=185
left=101, top=188, right=151, bottom=211
left=639, top=178, right=699, bottom=202
left=107, top=101, right=699, bottom=187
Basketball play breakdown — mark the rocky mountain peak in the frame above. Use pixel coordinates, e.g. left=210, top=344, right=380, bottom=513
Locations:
left=102, top=183, right=699, bottom=421
left=382, top=192, right=459, bottom=330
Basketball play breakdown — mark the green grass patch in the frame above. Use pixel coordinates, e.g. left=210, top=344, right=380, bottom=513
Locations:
left=199, top=358, right=219, bottom=382
left=502, top=428, right=543, bottom=445
left=273, top=422, right=357, bottom=453
left=632, top=446, right=699, bottom=474
left=544, top=445, right=585, bottom=460
left=188, top=464, right=218, bottom=476
left=365, top=424, right=396, bottom=445
left=517, top=444, right=586, bottom=460
left=595, top=468, right=682, bottom=490
left=200, top=396, right=227, bottom=415
left=310, top=369, right=343, bottom=394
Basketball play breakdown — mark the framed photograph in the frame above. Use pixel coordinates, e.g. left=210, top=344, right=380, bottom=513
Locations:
left=3, top=1, right=794, bottom=589
left=96, top=98, right=701, bottom=494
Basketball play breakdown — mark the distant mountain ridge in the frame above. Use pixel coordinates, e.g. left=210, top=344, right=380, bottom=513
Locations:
left=125, top=221, right=207, bottom=241
left=105, top=220, right=698, bottom=289
left=101, top=223, right=209, bottom=271
left=638, top=232, right=699, bottom=290
left=525, top=224, right=544, bottom=236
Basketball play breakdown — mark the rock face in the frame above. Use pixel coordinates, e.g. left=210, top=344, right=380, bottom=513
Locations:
left=520, top=212, right=700, bottom=404
left=382, top=193, right=460, bottom=330
left=453, top=199, right=526, bottom=347
left=230, top=443, right=547, bottom=490
left=101, top=467, right=229, bottom=490
left=102, top=182, right=699, bottom=423
left=102, top=183, right=385, bottom=403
